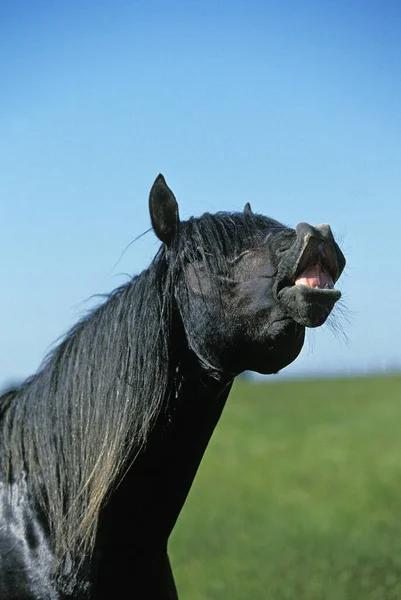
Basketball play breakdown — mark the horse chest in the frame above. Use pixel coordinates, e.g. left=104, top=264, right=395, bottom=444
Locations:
left=0, top=480, right=88, bottom=599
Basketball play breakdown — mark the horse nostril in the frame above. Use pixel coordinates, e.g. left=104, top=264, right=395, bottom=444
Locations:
left=296, top=222, right=311, bottom=238
left=296, top=222, right=318, bottom=242
left=296, top=222, right=333, bottom=244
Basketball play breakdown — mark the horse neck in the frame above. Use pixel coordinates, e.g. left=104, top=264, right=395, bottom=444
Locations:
left=97, top=355, right=234, bottom=551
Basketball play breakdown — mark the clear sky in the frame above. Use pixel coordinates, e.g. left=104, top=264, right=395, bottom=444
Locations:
left=1, top=0, right=400, bottom=387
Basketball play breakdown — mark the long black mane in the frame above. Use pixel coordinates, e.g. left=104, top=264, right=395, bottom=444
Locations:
left=0, top=210, right=280, bottom=562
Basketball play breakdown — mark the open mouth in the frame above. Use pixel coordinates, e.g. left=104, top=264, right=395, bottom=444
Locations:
left=277, top=233, right=342, bottom=328
left=295, top=265, right=334, bottom=289
left=293, top=235, right=338, bottom=290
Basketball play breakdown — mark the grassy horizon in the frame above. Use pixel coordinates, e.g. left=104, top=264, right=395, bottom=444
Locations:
left=170, top=375, right=401, bottom=600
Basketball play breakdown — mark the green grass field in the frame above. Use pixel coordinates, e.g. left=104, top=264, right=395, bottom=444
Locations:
left=170, top=375, right=401, bottom=600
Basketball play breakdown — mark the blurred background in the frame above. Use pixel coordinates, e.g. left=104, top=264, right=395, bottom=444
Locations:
left=1, top=1, right=401, bottom=598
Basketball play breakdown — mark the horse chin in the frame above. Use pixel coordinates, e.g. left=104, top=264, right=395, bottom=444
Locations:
left=278, top=284, right=341, bottom=328
left=236, top=319, right=305, bottom=376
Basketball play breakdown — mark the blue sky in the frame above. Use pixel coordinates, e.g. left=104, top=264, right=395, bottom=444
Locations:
left=1, top=0, right=401, bottom=387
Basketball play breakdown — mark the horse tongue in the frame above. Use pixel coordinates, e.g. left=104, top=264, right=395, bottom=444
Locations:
left=295, top=265, right=334, bottom=289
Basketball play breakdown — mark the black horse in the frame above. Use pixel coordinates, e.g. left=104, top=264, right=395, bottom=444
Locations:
left=0, top=175, right=345, bottom=599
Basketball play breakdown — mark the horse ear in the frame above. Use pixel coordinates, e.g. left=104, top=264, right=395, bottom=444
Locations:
left=149, top=174, right=180, bottom=246
left=244, top=202, right=252, bottom=215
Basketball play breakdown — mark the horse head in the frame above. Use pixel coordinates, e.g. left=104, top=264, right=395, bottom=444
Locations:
left=149, top=174, right=345, bottom=376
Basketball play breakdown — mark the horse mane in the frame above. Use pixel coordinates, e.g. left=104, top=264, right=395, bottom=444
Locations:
left=0, top=209, right=281, bottom=563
